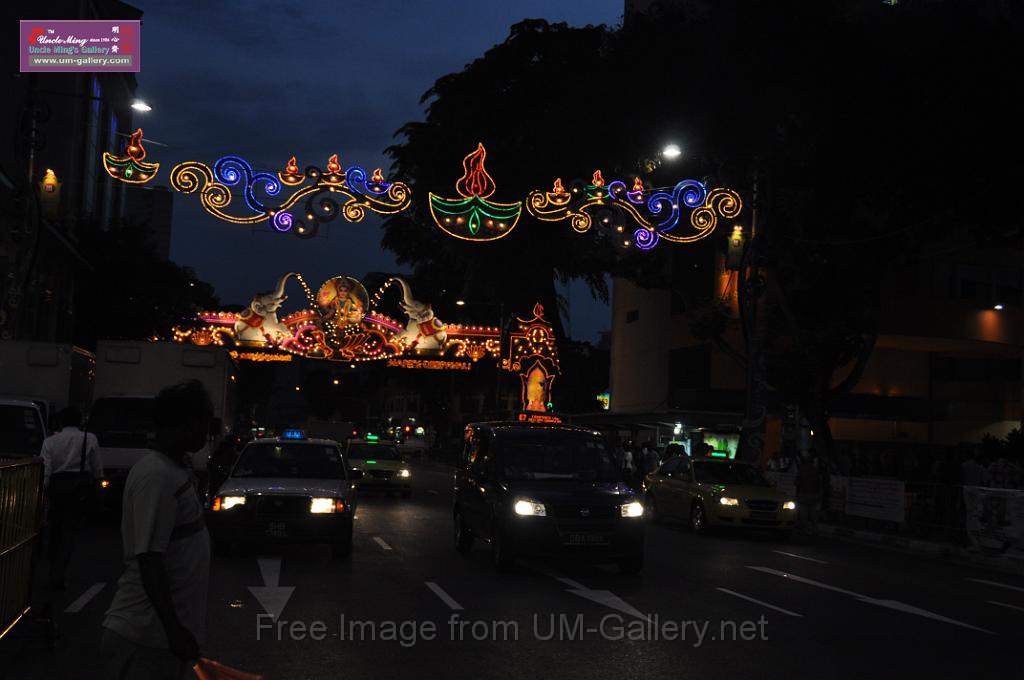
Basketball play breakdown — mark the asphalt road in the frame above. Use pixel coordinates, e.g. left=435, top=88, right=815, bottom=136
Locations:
left=3, top=460, right=1021, bottom=680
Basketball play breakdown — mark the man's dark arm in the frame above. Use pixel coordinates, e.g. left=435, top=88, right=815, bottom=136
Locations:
left=137, top=552, right=199, bottom=661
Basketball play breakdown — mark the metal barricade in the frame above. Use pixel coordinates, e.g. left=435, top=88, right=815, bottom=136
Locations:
left=0, top=457, right=44, bottom=640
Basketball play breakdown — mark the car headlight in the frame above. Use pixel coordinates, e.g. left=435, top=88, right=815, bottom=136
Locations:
left=310, top=497, right=339, bottom=514
left=213, top=495, right=245, bottom=511
left=782, top=500, right=797, bottom=511
left=398, top=469, right=411, bottom=478
left=513, top=499, right=546, bottom=517
left=719, top=497, right=740, bottom=506
left=621, top=501, right=644, bottom=518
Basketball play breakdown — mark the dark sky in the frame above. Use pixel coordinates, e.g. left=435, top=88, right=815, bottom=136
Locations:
left=133, top=0, right=622, bottom=342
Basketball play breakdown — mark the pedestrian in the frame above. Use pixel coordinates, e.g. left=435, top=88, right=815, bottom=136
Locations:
left=621, top=441, right=635, bottom=479
left=641, top=442, right=660, bottom=478
left=40, top=406, right=103, bottom=590
left=102, top=380, right=214, bottom=679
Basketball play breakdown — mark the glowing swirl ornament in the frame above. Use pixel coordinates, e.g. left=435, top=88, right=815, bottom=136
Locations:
left=169, top=153, right=411, bottom=238
left=527, top=173, right=742, bottom=249
left=428, top=143, right=523, bottom=242
left=102, top=128, right=159, bottom=184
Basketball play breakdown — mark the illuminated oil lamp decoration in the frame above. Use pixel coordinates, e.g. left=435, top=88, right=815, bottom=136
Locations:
left=38, top=168, right=61, bottom=219
left=501, top=303, right=561, bottom=413
left=527, top=171, right=742, bottom=250
left=170, top=151, right=411, bottom=238
left=102, top=128, right=160, bottom=184
left=428, top=143, right=523, bottom=242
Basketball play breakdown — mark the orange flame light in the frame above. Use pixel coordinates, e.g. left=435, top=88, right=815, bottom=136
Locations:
left=591, top=170, right=604, bottom=187
left=371, top=168, right=385, bottom=183
left=285, top=156, right=300, bottom=175
left=552, top=177, right=566, bottom=194
left=455, top=143, right=496, bottom=198
left=632, top=177, right=644, bottom=193
left=327, top=154, right=343, bottom=175
left=126, top=128, right=146, bottom=161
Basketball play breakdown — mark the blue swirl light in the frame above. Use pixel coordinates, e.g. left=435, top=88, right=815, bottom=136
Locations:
left=213, top=155, right=281, bottom=215
left=272, top=210, right=294, bottom=232
left=647, top=180, right=706, bottom=230
left=634, top=228, right=659, bottom=250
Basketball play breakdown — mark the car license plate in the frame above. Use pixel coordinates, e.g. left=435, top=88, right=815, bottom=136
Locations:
left=564, top=532, right=608, bottom=546
left=749, top=511, right=776, bottom=520
left=265, top=521, right=287, bottom=538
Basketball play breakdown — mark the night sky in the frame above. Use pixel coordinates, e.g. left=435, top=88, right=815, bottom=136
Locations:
left=132, top=0, right=623, bottom=342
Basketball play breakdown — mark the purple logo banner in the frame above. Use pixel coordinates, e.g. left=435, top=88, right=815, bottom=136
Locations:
left=20, top=20, right=140, bottom=73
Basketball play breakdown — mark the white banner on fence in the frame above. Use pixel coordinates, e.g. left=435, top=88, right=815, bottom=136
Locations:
left=963, top=486, right=1024, bottom=556
left=829, top=476, right=905, bottom=523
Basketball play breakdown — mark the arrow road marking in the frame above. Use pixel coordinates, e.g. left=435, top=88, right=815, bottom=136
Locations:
left=716, top=588, right=802, bottom=617
left=249, top=557, right=295, bottom=620
left=773, top=550, right=829, bottom=565
left=425, top=581, right=463, bottom=610
left=64, top=583, right=105, bottom=613
left=749, top=566, right=991, bottom=633
left=373, top=537, right=393, bottom=551
left=988, top=600, right=1024, bottom=613
left=968, top=578, right=1024, bottom=594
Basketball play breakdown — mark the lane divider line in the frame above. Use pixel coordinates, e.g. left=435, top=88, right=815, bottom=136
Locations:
left=968, top=578, right=1024, bottom=594
left=64, top=582, right=106, bottom=613
left=749, top=566, right=991, bottom=633
left=988, top=600, right=1024, bottom=613
left=773, top=550, right=829, bottom=565
left=716, top=587, right=802, bottom=617
left=425, top=581, right=463, bottom=610
left=373, top=537, right=393, bottom=551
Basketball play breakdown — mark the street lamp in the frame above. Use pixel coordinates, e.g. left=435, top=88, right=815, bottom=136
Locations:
left=662, top=143, right=682, bottom=160
left=993, top=303, right=1004, bottom=311
left=131, top=99, right=152, bottom=113
left=455, top=300, right=466, bottom=306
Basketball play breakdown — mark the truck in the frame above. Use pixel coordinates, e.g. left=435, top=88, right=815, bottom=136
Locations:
left=90, top=341, right=237, bottom=496
left=0, top=341, right=95, bottom=430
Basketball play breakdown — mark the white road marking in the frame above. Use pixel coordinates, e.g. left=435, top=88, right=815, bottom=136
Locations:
left=555, top=577, right=586, bottom=590
left=773, top=550, right=829, bottom=565
left=522, top=562, right=647, bottom=620
left=373, top=536, right=393, bottom=551
left=426, top=489, right=439, bottom=496
left=249, top=557, right=294, bottom=620
left=988, top=600, right=1024, bottom=613
left=749, top=566, right=991, bottom=633
left=64, top=583, right=105, bottom=613
left=425, top=581, right=463, bottom=610
left=716, top=588, right=802, bottom=617
left=968, top=578, right=1024, bottom=594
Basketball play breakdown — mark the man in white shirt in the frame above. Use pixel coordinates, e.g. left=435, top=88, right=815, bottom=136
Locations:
left=102, top=380, right=213, bottom=679
left=40, top=406, right=103, bottom=590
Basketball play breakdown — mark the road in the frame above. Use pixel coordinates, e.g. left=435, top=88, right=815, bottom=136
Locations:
left=3, top=460, right=1021, bottom=679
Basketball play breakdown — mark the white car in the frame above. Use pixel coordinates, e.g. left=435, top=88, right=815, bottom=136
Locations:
left=0, top=399, right=48, bottom=458
left=208, top=431, right=360, bottom=558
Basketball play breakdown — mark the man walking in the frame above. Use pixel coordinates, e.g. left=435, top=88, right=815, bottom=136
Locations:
left=41, top=406, right=103, bottom=590
left=102, top=381, right=214, bottom=679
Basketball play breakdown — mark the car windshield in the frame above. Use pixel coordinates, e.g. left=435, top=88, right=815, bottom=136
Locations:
left=497, top=432, right=620, bottom=482
left=347, top=443, right=401, bottom=460
left=693, top=462, right=771, bottom=486
left=0, top=405, right=45, bottom=456
left=232, top=443, right=345, bottom=479
left=89, top=397, right=156, bottom=449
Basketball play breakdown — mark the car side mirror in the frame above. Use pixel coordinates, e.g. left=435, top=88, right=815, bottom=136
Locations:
left=349, top=468, right=364, bottom=480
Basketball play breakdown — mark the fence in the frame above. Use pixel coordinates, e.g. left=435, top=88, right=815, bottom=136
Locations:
left=0, top=457, right=44, bottom=640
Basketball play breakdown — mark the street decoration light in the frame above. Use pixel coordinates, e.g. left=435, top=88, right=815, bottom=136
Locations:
left=168, top=153, right=411, bottom=238
left=527, top=172, right=742, bottom=250
left=102, top=128, right=159, bottom=184
left=173, top=272, right=557, bottom=414
left=662, top=143, right=682, bottom=160
left=131, top=99, right=152, bottom=112
left=428, top=143, right=523, bottom=242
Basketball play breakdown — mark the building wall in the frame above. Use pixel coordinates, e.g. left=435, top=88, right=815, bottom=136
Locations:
left=608, top=277, right=672, bottom=413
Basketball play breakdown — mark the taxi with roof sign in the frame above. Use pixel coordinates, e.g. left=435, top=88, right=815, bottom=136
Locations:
left=345, top=436, right=413, bottom=497
left=208, top=429, right=361, bottom=558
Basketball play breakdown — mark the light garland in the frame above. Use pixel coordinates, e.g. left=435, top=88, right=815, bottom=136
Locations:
left=103, top=128, right=159, bottom=184
left=169, top=154, right=411, bottom=237
left=527, top=174, right=742, bottom=249
left=428, top=143, right=523, bottom=242
left=501, top=303, right=560, bottom=413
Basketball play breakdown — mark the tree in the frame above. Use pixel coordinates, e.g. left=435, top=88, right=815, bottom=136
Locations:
left=73, top=220, right=220, bottom=348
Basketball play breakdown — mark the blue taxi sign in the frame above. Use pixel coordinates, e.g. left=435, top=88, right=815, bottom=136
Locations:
left=282, top=428, right=306, bottom=440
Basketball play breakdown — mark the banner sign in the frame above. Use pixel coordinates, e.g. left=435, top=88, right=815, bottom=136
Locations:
left=20, top=20, right=140, bottom=73
left=829, top=476, right=905, bottom=523
left=963, top=486, right=1024, bottom=556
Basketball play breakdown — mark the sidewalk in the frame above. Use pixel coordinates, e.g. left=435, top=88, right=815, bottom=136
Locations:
left=813, top=522, right=1024, bottom=577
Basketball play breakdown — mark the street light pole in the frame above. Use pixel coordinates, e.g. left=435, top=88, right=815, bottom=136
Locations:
left=738, top=168, right=769, bottom=464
